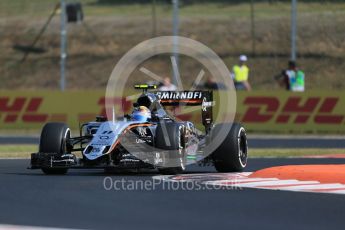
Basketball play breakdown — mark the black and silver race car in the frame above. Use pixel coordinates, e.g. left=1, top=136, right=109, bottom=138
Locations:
left=29, top=85, right=248, bottom=175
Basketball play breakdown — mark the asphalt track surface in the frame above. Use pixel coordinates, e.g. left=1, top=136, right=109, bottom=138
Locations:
left=1, top=135, right=345, bottom=148
left=1, top=158, right=345, bottom=229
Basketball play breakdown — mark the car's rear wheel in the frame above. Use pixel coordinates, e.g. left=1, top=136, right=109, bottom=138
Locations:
left=39, top=122, right=70, bottom=175
left=212, top=123, right=248, bottom=172
left=155, top=122, right=185, bottom=175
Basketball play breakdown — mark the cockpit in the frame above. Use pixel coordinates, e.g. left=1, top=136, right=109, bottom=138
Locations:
left=132, top=93, right=169, bottom=121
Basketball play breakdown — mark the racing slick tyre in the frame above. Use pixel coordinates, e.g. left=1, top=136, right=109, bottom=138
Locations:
left=211, top=123, right=248, bottom=172
left=39, top=122, right=71, bottom=175
left=155, top=122, right=185, bottom=175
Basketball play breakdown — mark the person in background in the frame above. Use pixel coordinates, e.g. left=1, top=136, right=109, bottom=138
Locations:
left=275, top=61, right=305, bottom=92
left=203, top=76, right=218, bottom=90
left=202, top=76, right=227, bottom=90
left=231, top=55, right=252, bottom=91
left=158, top=77, right=177, bottom=91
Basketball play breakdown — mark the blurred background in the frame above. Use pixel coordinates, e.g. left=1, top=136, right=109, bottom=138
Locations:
left=0, top=0, right=345, bottom=136
left=1, top=0, right=345, bottom=90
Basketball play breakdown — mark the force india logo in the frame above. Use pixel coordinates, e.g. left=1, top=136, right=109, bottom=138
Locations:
left=156, top=91, right=203, bottom=100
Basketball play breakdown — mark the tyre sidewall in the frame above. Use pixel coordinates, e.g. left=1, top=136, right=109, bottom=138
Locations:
left=39, top=122, right=70, bottom=155
left=212, top=123, right=248, bottom=172
left=155, top=122, right=185, bottom=174
left=39, top=122, right=70, bottom=175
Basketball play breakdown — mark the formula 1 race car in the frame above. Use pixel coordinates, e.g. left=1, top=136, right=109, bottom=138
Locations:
left=29, top=85, right=248, bottom=175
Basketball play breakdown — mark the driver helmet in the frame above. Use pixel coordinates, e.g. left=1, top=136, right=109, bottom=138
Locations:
left=132, top=106, right=151, bottom=122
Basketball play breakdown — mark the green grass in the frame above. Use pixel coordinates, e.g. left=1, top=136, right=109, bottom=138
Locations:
left=0, top=145, right=344, bottom=159
left=250, top=148, right=345, bottom=158
left=0, top=145, right=37, bottom=158
left=1, top=1, right=345, bottom=90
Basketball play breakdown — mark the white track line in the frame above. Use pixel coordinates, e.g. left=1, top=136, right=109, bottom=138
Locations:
left=230, top=178, right=278, bottom=183
left=205, top=178, right=278, bottom=186
left=153, top=172, right=345, bottom=195
left=260, top=181, right=319, bottom=188
left=231, top=180, right=305, bottom=187
left=209, top=178, right=280, bottom=186
left=329, top=190, right=345, bottom=194
left=276, top=183, right=345, bottom=191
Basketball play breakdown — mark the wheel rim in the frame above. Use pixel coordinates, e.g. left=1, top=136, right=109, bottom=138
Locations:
left=62, top=128, right=71, bottom=153
left=179, top=126, right=186, bottom=171
left=239, top=129, right=248, bottom=167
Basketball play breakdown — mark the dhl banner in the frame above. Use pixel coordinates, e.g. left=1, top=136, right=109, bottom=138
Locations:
left=0, top=90, right=344, bottom=133
left=0, top=91, right=106, bottom=130
left=235, top=91, right=345, bottom=133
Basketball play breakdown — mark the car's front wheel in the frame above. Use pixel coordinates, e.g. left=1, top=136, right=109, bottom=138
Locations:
left=39, top=122, right=71, bottom=175
left=155, top=122, right=185, bottom=175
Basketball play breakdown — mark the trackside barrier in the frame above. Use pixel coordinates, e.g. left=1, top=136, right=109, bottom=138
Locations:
left=0, top=91, right=344, bottom=133
left=236, top=91, right=345, bottom=133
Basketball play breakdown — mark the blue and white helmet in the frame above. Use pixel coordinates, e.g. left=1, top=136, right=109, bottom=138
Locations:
left=132, top=106, right=151, bottom=122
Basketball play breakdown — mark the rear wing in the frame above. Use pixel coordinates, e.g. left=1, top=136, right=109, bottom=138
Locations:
left=155, top=91, right=214, bottom=133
